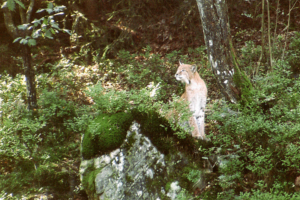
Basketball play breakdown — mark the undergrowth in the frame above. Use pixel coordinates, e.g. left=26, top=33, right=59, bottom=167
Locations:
left=0, top=47, right=208, bottom=198
left=1, top=34, right=300, bottom=199
left=199, top=60, right=300, bottom=199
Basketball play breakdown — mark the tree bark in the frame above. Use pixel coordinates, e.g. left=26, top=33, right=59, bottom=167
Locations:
left=195, top=0, right=239, bottom=103
left=23, top=45, right=37, bottom=110
left=2, top=5, right=19, bottom=38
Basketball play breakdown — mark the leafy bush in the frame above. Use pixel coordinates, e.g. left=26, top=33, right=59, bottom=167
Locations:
left=201, top=60, right=300, bottom=198
left=0, top=72, right=79, bottom=197
left=286, top=32, right=300, bottom=75
left=102, top=46, right=181, bottom=100
left=83, top=81, right=199, bottom=158
left=237, top=180, right=300, bottom=200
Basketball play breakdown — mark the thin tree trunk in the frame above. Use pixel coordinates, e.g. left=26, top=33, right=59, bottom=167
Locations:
left=257, top=0, right=265, bottom=73
left=273, top=0, right=280, bottom=47
left=195, top=0, right=239, bottom=103
left=282, top=0, right=298, bottom=60
left=23, top=45, right=37, bottom=110
left=266, top=0, right=273, bottom=71
left=2, top=0, right=37, bottom=110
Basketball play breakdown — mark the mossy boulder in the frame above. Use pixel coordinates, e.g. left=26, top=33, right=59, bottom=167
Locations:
left=80, top=122, right=206, bottom=200
left=82, top=112, right=134, bottom=159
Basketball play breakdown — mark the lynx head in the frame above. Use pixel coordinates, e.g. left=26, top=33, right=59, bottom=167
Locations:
left=175, top=61, right=198, bottom=85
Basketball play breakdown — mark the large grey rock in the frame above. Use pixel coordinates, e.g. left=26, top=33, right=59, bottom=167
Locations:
left=80, top=122, right=205, bottom=200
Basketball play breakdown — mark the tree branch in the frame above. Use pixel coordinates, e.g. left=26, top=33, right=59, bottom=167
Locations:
left=26, top=0, right=35, bottom=23
left=19, top=4, right=26, bottom=24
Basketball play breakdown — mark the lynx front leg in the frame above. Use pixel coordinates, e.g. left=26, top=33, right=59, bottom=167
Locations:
left=195, top=97, right=206, bottom=139
left=189, top=116, right=205, bottom=140
left=195, top=111, right=205, bottom=139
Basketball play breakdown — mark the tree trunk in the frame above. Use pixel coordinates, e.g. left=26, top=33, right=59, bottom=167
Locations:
left=195, top=0, right=239, bottom=103
left=2, top=0, right=37, bottom=110
left=23, top=45, right=37, bottom=110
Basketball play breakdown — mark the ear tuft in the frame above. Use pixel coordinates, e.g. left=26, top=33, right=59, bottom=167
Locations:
left=179, top=60, right=183, bottom=65
left=191, top=65, right=197, bottom=73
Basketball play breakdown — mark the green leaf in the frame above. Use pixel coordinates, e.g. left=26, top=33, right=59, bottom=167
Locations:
left=13, top=37, right=22, bottom=43
left=17, top=24, right=29, bottom=30
left=32, top=18, right=42, bottom=25
left=45, top=29, right=53, bottom=39
left=20, top=38, right=28, bottom=45
left=43, top=17, right=48, bottom=25
left=62, top=29, right=71, bottom=35
left=14, top=0, right=25, bottom=9
left=36, top=9, right=45, bottom=13
left=46, top=8, right=53, bottom=14
left=53, top=12, right=65, bottom=16
left=50, top=28, right=55, bottom=34
left=32, top=29, right=41, bottom=38
left=45, top=2, right=53, bottom=14
left=47, top=2, right=53, bottom=9
left=54, top=6, right=66, bottom=12
left=7, top=0, right=15, bottom=11
left=51, top=23, right=60, bottom=30
left=28, top=39, right=36, bottom=46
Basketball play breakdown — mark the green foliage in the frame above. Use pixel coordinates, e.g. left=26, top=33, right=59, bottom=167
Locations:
left=286, top=32, right=300, bottom=74
left=3, top=0, right=25, bottom=11
left=13, top=3, right=70, bottom=46
left=0, top=69, right=79, bottom=197
left=239, top=41, right=261, bottom=74
left=84, top=82, right=175, bottom=157
left=82, top=112, right=134, bottom=159
left=81, top=130, right=96, bottom=160
left=186, top=169, right=203, bottom=183
left=82, top=170, right=97, bottom=197
left=96, top=46, right=204, bottom=101
left=237, top=181, right=300, bottom=200
left=202, top=60, right=300, bottom=198
left=232, top=61, right=253, bottom=106
left=85, top=82, right=197, bottom=155
left=176, top=188, right=194, bottom=200
left=112, top=46, right=177, bottom=100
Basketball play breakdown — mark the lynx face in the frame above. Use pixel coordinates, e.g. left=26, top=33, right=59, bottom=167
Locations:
left=175, top=63, right=197, bottom=85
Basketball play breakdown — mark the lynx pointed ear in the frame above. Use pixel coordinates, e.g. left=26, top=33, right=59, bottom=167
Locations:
left=179, top=60, right=183, bottom=65
left=192, top=65, right=197, bottom=73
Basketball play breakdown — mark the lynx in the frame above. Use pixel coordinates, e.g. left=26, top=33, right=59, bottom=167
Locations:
left=175, top=62, right=207, bottom=139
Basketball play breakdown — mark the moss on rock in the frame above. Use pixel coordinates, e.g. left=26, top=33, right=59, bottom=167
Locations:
left=82, top=112, right=134, bottom=159
left=82, top=130, right=97, bottom=160
left=82, top=170, right=96, bottom=197
left=132, top=110, right=174, bottom=154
